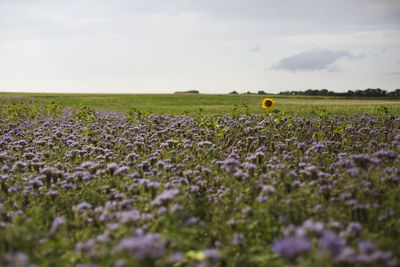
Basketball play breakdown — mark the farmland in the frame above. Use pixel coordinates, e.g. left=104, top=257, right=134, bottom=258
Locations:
left=1, top=92, right=400, bottom=115
left=0, top=96, right=399, bottom=266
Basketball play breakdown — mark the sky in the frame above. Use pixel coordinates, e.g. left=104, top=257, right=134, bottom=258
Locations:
left=0, top=0, right=399, bottom=94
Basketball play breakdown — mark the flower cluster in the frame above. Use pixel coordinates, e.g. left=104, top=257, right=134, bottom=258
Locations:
left=273, top=220, right=396, bottom=266
left=0, top=102, right=399, bottom=266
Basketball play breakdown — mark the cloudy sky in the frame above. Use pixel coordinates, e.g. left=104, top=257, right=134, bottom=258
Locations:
left=0, top=0, right=399, bottom=94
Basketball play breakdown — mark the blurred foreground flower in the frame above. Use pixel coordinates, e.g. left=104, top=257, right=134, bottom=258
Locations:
left=272, top=236, right=311, bottom=260
left=117, top=233, right=166, bottom=260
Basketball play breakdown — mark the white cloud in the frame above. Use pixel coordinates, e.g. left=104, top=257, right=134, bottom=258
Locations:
left=272, top=48, right=363, bottom=72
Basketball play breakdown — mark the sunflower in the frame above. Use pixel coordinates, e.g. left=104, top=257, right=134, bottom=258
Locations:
left=262, top=98, right=275, bottom=111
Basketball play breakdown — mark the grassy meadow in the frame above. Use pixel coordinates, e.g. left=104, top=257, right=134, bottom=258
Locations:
left=1, top=92, right=400, bottom=116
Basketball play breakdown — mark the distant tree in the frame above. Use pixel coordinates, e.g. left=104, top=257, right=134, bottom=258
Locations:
left=388, top=89, right=400, bottom=97
left=257, top=90, right=267, bottom=95
left=174, top=90, right=199, bottom=94
left=362, top=88, right=387, bottom=97
left=277, top=88, right=399, bottom=97
left=279, top=90, right=301, bottom=95
left=229, top=91, right=239, bottom=95
left=305, top=89, right=319, bottom=96
left=335, top=92, right=348, bottom=96
left=355, top=90, right=364, bottom=97
left=319, top=89, right=329, bottom=96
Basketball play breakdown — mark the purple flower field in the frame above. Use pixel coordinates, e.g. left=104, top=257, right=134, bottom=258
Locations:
left=0, top=101, right=399, bottom=266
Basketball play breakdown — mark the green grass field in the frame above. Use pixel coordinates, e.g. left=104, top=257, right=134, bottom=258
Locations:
left=1, top=92, right=400, bottom=116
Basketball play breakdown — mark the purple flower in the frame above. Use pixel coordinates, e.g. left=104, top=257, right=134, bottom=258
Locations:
left=117, top=233, right=166, bottom=260
left=373, top=150, right=397, bottom=160
left=358, top=241, right=377, bottom=254
left=333, top=247, right=356, bottom=264
left=234, top=170, right=249, bottom=180
left=113, top=209, right=141, bottom=224
left=40, top=167, right=63, bottom=180
left=125, top=153, right=139, bottom=162
left=80, top=161, right=99, bottom=174
left=319, top=231, right=345, bottom=256
left=222, top=158, right=240, bottom=173
left=306, top=143, right=325, bottom=154
left=232, top=233, right=244, bottom=246
left=242, top=162, right=257, bottom=170
left=138, top=178, right=160, bottom=188
left=261, top=185, right=276, bottom=194
left=11, top=161, right=27, bottom=172
left=198, top=141, right=213, bottom=147
left=8, top=186, right=22, bottom=193
left=50, top=216, right=65, bottom=233
left=114, top=166, right=129, bottom=176
left=327, top=221, right=343, bottom=230
left=273, top=236, right=311, bottom=260
left=3, top=252, right=31, bottom=267
left=301, top=219, right=324, bottom=235
left=346, top=222, right=363, bottom=235
left=166, top=253, right=184, bottom=265
left=351, top=154, right=373, bottom=169
left=204, top=248, right=219, bottom=262
left=72, top=201, right=92, bottom=212
left=151, top=189, right=180, bottom=206
left=106, top=162, right=119, bottom=174
left=113, top=259, right=126, bottom=267
left=47, top=189, right=58, bottom=196
left=346, top=168, right=361, bottom=178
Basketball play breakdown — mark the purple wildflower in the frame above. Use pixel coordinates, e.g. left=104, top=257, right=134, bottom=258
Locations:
left=106, top=162, right=119, bottom=174
left=358, top=241, right=377, bottom=254
left=204, top=248, right=219, bottom=262
left=151, top=189, right=180, bottom=206
left=319, top=231, right=345, bottom=256
left=11, top=161, right=27, bottom=172
left=72, top=201, right=92, bottom=212
left=222, top=158, right=240, bottom=173
left=3, top=252, right=31, bottom=267
left=272, top=236, right=311, bottom=260
left=232, top=233, right=244, bottom=246
left=117, top=233, right=166, bottom=260
left=346, top=222, right=363, bottom=235
left=50, top=216, right=65, bottom=233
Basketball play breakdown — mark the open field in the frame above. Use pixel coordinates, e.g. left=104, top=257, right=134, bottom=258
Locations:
left=0, top=98, right=399, bottom=266
left=1, top=92, right=400, bottom=115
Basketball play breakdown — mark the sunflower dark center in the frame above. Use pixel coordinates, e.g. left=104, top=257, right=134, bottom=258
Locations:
left=265, top=100, right=272, bottom=107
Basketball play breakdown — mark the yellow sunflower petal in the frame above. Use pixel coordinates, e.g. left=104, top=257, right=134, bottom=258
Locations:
left=262, top=98, right=275, bottom=111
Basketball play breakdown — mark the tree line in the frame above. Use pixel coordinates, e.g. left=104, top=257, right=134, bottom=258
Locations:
left=278, top=88, right=400, bottom=97
left=229, top=88, right=400, bottom=97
